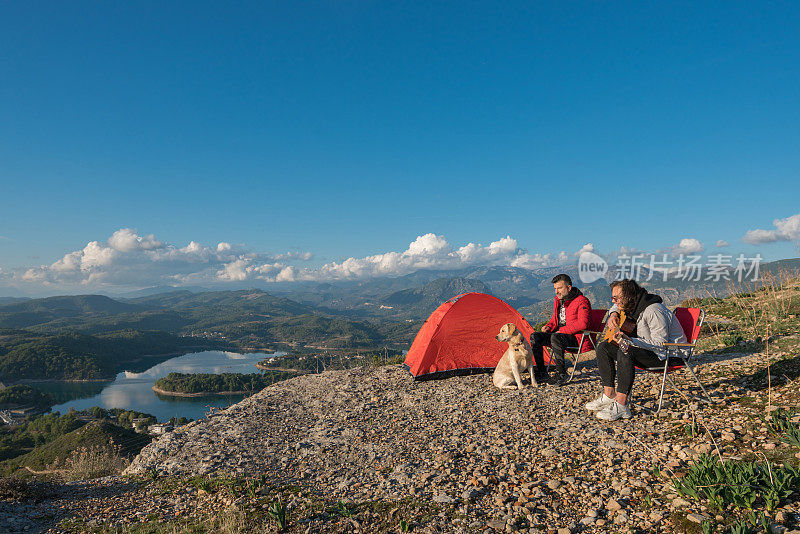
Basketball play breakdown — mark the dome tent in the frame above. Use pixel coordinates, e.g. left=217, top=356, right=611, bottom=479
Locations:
left=405, top=292, right=540, bottom=380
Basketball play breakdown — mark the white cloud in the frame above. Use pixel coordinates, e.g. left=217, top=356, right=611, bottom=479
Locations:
left=743, top=212, right=800, bottom=244
left=107, top=228, right=164, bottom=252
left=716, top=240, right=730, bottom=247
left=305, top=234, right=571, bottom=281
left=276, top=266, right=298, bottom=282
left=273, top=251, right=314, bottom=261
left=217, top=259, right=250, bottom=282
left=671, top=238, right=705, bottom=255
left=508, top=243, right=595, bottom=270
left=456, top=236, right=518, bottom=264
left=408, top=233, right=449, bottom=256
left=4, top=228, right=666, bottom=291
left=6, top=228, right=315, bottom=290
left=509, top=253, right=556, bottom=269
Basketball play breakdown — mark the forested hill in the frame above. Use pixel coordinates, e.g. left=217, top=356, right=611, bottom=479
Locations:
left=383, top=277, right=489, bottom=316
left=0, top=289, right=421, bottom=381
left=0, top=289, right=418, bottom=350
left=0, top=329, right=199, bottom=381
left=0, top=295, right=148, bottom=329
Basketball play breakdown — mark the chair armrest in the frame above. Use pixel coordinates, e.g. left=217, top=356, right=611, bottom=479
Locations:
left=662, top=342, right=696, bottom=348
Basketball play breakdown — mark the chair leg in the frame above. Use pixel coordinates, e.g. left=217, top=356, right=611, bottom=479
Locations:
left=683, top=362, right=713, bottom=403
left=656, top=362, right=670, bottom=414
left=567, top=351, right=580, bottom=383
left=662, top=364, right=713, bottom=408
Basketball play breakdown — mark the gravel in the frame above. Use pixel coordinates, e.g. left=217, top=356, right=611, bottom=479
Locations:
left=2, top=348, right=799, bottom=532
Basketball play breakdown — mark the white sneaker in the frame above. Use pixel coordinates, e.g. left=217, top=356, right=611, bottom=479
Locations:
left=596, top=401, right=632, bottom=421
left=585, top=394, right=615, bottom=412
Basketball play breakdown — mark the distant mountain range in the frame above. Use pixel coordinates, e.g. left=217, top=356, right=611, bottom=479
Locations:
left=270, top=258, right=800, bottom=321
left=383, top=277, right=489, bottom=312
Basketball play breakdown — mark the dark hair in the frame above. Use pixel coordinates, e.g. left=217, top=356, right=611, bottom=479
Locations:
left=609, top=278, right=642, bottom=313
left=552, top=274, right=572, bottom=286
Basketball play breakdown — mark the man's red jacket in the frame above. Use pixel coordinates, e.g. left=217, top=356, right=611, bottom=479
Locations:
left=544, top=288, right=593, bottom=352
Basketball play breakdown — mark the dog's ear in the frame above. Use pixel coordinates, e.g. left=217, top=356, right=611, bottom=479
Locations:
left=510, top=325, right=524, bottom=343
left=507, top=323, right=517, bottom=335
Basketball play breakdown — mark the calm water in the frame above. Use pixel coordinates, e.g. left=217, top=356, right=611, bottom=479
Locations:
left=45, top=350, right=281, bottom=422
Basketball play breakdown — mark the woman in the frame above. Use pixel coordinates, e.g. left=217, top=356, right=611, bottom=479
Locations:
left=586, top=279, right=688, bottom=421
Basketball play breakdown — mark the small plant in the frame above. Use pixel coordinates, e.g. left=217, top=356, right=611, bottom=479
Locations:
left=763, top=463, right=796, bottom=510
left=222, top=476, right=242, bottom=498
left=649, top=464, right=661, bottom=479
left=684, top=421, right=700, bottom=437
left=767, top=409, right=800, bottom=450
left=400, top=519, right=410, bottom=532
left=745, top=510, right=771, bottom=531
left=268, top=497, right=287, bottom=531
left=729, top=520, right=753, bottom=534
left=701, top=520, right=714, bottom=534
left=246, top=479, right=261, bottom=500
left=196, top=477, right=212, bottom=493
left=147, top=467, right=158, bottom=481
left=335, top=500, right=353, bottom=518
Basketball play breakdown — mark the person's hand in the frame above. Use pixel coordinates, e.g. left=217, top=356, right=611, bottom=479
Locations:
left=607, top=312, right=620, bottom=330
left=613, top=330, right=623, bottom=343
left=541, top=325, right=551, bottom=333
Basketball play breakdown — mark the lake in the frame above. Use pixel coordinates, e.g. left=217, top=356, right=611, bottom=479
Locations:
left=43, top=350, right=281, bottom=422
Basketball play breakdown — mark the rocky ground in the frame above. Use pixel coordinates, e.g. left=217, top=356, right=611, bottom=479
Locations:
left=3, top=345, right=800, bottom=533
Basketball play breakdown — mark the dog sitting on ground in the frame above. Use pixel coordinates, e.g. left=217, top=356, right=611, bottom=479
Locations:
left=492, top=323, right=535, bottom=389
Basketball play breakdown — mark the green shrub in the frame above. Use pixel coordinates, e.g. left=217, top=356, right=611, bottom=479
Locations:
left=766, top=409, right=800, bottom=450
left=674, top=454, right=800, bottom=511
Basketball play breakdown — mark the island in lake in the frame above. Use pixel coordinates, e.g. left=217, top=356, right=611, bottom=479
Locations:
left=152, top=371, right=301, bottom=397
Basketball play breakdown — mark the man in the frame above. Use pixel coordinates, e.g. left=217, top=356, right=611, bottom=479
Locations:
left=530, top=274, right=591, bottom=385
left=585, top=278, right=688, bottom=421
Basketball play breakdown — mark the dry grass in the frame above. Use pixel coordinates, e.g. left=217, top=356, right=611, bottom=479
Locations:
left=697, top=270, right=800, bottom=350
left=48, top=445, right=129, bottom=481
left=70, top=508, right=269, bottom=533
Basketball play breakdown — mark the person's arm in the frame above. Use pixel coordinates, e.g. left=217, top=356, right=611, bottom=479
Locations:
left=605, top=304, right=620, bottom=330
left=627, top=306, right=672, bottom=358
left=543, top=300, right=558, bottom=332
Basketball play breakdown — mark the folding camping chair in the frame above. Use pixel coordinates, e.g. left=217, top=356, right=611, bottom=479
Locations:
left=545, top=308, right=608, bottom=383
left=636, top=307, right=712, bottom=413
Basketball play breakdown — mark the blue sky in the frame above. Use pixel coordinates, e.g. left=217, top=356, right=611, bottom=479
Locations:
left=1, top=2, right=799, bottom=294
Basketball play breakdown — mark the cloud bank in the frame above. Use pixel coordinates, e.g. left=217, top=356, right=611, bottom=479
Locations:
left=4, top=229, right=576, bottom=292
left=743, top=212, right=800, bottom=244
left=1, top=226, right=766, bottom=294
left=13, top=228, right=313, bottom=289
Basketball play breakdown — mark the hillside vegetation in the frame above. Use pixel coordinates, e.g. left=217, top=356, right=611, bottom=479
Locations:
left=153, top=371, right=298, bottom=395
left=0, top=407, right=158, bottom=478
left=1, top=420, right=151, bottom=480
left=686, top=270, right=800, bottom=353
left=0, top=385, right=53, bottom=410
left=0, top=328, right=198, bottom=380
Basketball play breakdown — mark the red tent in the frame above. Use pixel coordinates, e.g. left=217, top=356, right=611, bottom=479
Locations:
left=405, top=292, right=540, bottom=380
